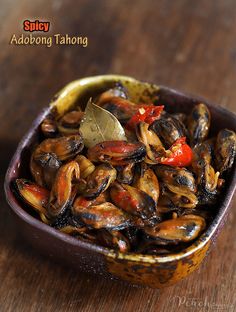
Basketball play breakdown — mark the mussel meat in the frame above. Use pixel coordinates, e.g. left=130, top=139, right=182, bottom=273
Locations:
left=155, top=165, right=198, bottom=208
left=136, top=122, right=165, bottom=164
left=15, top=179, right=49, bottom=217
left=87, top=140, right=146, bottom=166
left=144, top=214, right=206, bottom=244
left=110, top=182, right=157, bottom=225
left=73, top=201, right=130, bottom=230
left=133, top=163, right=159, bottom=205
left=48, top=160, right=80, bottom=217
left=83, top=163, right=117, bottom=198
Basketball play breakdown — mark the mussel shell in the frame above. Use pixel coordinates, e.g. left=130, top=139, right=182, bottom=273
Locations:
left=32, top=134, right=84, bottom=162
left=30, top=153, right=61, bottom=188
left=30, top=134, right=84, bottom=187
left=215, top=129, right=236, bottom=174
left=134, top=163, right=159, bottom=204
left=97, top=229, right=130, bottom=253
left=150, top=115, right=185, bottom=148
left=83, top=163, right=117, bottom=199
left=51, top=207, right=84, bottom=230
left=192, top=141, right=219, bottom=205
left=96, top=82, right=129, bottom=104
left=187, top=103, right=211, bottom=146
left=161, top=183, right=198, bottom=209
left=154, top=165, right=196, bottom=192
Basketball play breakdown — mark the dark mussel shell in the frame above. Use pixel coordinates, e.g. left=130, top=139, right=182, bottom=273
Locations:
left=215, top=129, right=236, bottom=175
left=192, top=141, right=219, bottom=205
left=30, top=134, right=84, bottom=187
left=150, top=115, right=185, bottom=147
left=154, top=165, right=196, bottom=192
left=187, top=103, right=211, bottom=146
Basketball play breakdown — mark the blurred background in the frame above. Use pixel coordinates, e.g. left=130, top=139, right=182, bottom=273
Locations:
left=0, top=0, right=235, bottom=311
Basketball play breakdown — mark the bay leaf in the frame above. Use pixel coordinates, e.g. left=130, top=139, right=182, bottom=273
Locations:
left=80, top=99, right=127, bottom=148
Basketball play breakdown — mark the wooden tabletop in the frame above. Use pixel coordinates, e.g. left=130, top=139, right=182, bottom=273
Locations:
left=1, top=0, right=236, bottom=311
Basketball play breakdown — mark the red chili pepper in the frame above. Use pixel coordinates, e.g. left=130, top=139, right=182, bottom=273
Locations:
left=158, top=137, right=193, bottom=167
left=126, top=105, right=164, bottom=131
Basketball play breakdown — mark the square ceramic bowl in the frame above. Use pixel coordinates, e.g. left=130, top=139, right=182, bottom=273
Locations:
left=4, top=75, right=236, bottom=288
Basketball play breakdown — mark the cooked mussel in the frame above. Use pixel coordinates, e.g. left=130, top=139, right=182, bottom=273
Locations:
left=110, top=182, right=157, bottom=225
left=136, top=122, right=165, bottom=164
left=133, top=163, right=159, bottom=205
left=150, top=115, right=185, bottom=147
left=83, top=163, right=117, bottom=198
left=48, top=160, right=80, bottom=217
left=15, top=179, right=49, bottom=217
left=144, top=214, right=206, bottom=244
left=97, top=230, right=130, bottom=253
left=73, top=201, right=130, bottom=230
left=87, top=140, right=146, bottom=166
left=30, top=134, right=84, bottom=187
left=116, top=163, right=135, bottom=184
left=96, top=82, right=129, bottom=104
left=215, top=129, right=236, bottom=175
left=154, top=165, right=198, bottom=208
left=33, top=134, right=84, bottom=162
left=57, top=110, right=84, bottom=135
left=72, top=191, right=110, bottom=214
left=154, top=165, right=196, bottom=192
left=187, top=103, right=211, bottom=146
left=192, top=141, right=220, bottom=204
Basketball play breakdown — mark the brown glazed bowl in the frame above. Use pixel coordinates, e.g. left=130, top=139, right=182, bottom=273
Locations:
left=4, top=75, right=236, bottom=288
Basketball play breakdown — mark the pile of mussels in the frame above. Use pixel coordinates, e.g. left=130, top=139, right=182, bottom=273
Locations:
left=15, top=83, right=236, bottom=255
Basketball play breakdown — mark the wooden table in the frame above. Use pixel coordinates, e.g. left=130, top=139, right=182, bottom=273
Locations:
left=0, top=0, right=235, bottom=311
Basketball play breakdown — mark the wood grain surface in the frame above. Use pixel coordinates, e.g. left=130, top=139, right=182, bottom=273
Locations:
left=0, top=0, right=236, bottom=311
